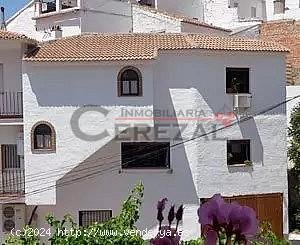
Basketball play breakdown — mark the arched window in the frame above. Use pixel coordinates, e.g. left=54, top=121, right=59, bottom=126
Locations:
left=118, top=67, right=142, bottom=97
left=31, top=122, right=56, bottom=153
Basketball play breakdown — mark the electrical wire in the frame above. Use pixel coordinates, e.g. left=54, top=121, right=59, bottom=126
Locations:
left=4, top=94, right=300, bottom=202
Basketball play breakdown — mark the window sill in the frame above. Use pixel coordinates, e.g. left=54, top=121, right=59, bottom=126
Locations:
left=32, top=149, right=56, bottom=154
left=119, top=168, right=173, bottom=174
left=227, top=164, right=252, bottom=167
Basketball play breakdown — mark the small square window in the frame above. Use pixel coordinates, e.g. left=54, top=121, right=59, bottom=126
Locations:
left=139, top=0, right=155, bottom=7
left=228, top=0, right=238, bottom=8
left=121, top=142, right=170, bottom=169
left=227, top=140, right=251, bottom=165
left=79, top=210, right=112, bottom=227
left=226, top=68, right=250, bottom=93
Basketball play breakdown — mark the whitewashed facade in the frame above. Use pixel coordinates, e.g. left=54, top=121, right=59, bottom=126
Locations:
left=20, top=36, right=288, bottom=243
left=0, top=35, right=33, bottom=243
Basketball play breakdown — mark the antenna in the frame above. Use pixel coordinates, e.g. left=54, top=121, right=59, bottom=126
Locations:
left=0, top=6, right=6, bottom=30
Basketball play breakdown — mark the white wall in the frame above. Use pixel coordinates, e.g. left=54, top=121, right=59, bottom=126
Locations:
left=6, top=2, right=45, bottom=41
left=23, top=49, right=288, bottom=240
left=286, top=86, right=300, bottom=169
left=156, top=0, right=204, bottom=20
left=0, top=40, right=23, bottom=92
left=266, top=0, right=300, bottom=20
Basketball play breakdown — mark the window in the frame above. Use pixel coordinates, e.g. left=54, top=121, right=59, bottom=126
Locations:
left=139, top=0, right=155, bottom=7
left=226, top=68, right=250, bottom=93
left=41, top=0, right=56, bottom=14
left=227, top=140, right=251, bottom=165
left=118, top=67, right=142, bottom=96
left=79, top=210, right=112, bottom=227
left=228, top=0, right=238, bottom=8
left=1, top=145, right=20, bottom=169
left=0, top=64, right=3, bottom=91
left=121, top=142, right=170, bottom=169
left=31, top=122, right=56, bottom=153
left=251, top=7, right=257, bottom=18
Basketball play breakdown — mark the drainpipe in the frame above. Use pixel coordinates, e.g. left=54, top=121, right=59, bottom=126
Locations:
left=0, top=7, right=6, bottom=30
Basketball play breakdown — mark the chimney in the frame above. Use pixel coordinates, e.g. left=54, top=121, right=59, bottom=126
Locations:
left=51, top=26, right=62, bottom=39
left=274, top=0, right=285, bottom=14
left=0, top=7, right=6, bottom=30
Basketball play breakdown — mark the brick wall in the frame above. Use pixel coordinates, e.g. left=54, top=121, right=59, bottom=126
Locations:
left=260, top=20, right=300, bottom=85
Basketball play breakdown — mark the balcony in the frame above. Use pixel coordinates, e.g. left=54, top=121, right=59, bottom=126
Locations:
left=0, top=91, right=23, bottom=119
left=0, top=145, right=24, bottom=196
left=1, top=169, right=25, bottom=195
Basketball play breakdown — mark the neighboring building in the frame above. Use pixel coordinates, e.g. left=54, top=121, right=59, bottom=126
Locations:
left=0, top=30, right=36, bottom=243
left=204, top=0, right=300, bottom=30
left=20, top=33, right=288, bottom=243
left=6, top=0, right=229, bottom=42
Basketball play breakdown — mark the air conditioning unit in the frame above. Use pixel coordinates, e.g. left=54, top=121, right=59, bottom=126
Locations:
left=233, top=94, right=252, bottom=110
left=2, top=204, right=26, bottom=233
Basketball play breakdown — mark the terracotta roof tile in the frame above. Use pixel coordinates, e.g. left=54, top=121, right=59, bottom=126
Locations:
left=0, top=30, right=36, bottom=43
left=25, top=33, right=289, bottom=62
left=135, top=5, right=231, bottom=33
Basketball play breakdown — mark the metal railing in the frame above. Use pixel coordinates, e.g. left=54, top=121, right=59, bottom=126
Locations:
left=1, top=169, right=25, bottom=194
left=0, top=91, right=23, bottom=118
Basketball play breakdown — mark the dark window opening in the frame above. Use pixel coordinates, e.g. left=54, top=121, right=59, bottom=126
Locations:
left=119, top=69, right=141, bottom=96
left=121, top=142, right=170, bottom=169
left=226, top=68, right=250, bottom=93
left=41, top=0, right=56, bottom=14
left=62, top=0, right=78, bottom=9
left=227, top=140, right=251, bottom=165
left=34, top=124, right=53, bottom=150
left=139, top=0, right=155, bottom=7
left=79, top=210, right=112, bottom=227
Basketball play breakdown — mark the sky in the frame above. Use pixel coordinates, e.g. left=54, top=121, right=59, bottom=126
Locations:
left=1, top=0, right=28, bottom=19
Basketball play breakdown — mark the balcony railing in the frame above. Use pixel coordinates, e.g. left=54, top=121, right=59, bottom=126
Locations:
left=1, top=169, right=25, bottom=195
left=0, top=91, right=23, bottom=118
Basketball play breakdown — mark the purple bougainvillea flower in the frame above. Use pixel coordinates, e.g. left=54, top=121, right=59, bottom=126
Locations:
left=227, top=203, right=259, bottom=243
left=150, top=226, right=181, bottom=245
left=198, top=194, right=258, bottom=245
left=157, top=198, right=168, bottom=212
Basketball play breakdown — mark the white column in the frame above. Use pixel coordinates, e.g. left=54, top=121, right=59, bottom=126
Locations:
left=56, top=0, right=62, bottom=12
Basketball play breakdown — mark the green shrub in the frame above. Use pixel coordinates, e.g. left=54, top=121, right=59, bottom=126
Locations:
left=5, top=226, right=40, bottom=245
left=252, top=222, right=289, bottom=245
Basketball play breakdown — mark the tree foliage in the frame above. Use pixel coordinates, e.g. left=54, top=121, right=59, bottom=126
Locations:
left=288, top=103, right=300, bottom=231
left=289, top=103, right=300, bottom=169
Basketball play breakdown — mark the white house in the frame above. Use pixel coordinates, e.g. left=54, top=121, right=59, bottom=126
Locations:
left=0, top=30, right=36, bottom=243
left=6, top=0, right=229, bottom=42
left=204, top=0, right=300, bottom=30
left=19, top=33, right=289, bottom=243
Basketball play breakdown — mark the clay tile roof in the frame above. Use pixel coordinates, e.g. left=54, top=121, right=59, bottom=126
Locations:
left=24, top=33, right=289, bottom=62
left=135, top=5, right=231, bottom=33
left=0, top=30, right=36, bottom=43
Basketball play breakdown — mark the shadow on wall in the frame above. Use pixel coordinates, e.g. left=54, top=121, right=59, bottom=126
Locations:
left=27, top=65, right=153, bottom=107
left=54, top=127, right=199, bottom=232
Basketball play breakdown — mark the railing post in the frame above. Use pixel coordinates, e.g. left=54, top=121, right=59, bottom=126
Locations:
left=56, top=0, right=62, bottom=12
